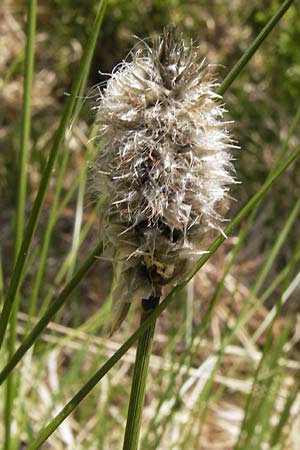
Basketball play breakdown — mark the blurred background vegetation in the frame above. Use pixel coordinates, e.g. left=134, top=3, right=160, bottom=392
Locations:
left=1, top=1, right=300, bottom=449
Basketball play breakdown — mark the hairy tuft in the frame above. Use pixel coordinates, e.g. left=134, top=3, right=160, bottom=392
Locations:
left=92, top=27, right=237, bottom=332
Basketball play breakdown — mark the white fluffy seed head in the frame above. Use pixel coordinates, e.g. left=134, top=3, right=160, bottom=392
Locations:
left=92, top=27, right=237, bottom=332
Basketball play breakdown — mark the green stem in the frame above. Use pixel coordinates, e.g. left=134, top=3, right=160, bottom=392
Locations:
left=0, top=242, right=103, bottom=384
left=26, top=148, right=71, bottom=326
left=4, top=1, right=37, bottom=448
left=0, top=252, right=3, bottom=306
left=25, top=72, right=92, bottom=323
left=122, top=297, right=159, bottom=450
left=0, top=0, right=107, bottom=352
left=217, top=0, right=295, bottom=96
left=39, top=196, right=102, bottom=317
left=15, top=0, right=36, bottom=256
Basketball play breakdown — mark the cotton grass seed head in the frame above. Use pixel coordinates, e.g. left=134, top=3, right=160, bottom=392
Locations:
left=92, top=27, right=237, bottom=333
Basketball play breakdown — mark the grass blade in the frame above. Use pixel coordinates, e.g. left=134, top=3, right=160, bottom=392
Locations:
left=0, top=0, right=108, bottom=351
left=0, top=252, right=3, bottom=307
left=0, top=242, right=103, bottom=384
left=3, top=1, right=37, bottom=447
left=269, top=375, right=300, bottom=446
left=15, top=0, right=37, bottom=257
left=217, top=0, right=295, bottom=96
left=122, top=300, right=159, bottom=450
left=234, top=236, right=300, bottom=450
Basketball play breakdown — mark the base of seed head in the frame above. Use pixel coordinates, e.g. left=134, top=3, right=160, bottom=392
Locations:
left=93, top=27, right=237, bottom=334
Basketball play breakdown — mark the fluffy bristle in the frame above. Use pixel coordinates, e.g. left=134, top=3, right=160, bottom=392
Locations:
left=92, top=27, right=237, bottom=331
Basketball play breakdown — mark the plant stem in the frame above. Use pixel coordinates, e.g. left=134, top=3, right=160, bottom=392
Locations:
left=3, top=1, right=37, bottom=448
left=0, top=0, right=107, bottom=352
left=217, top=0, right=295, bottom=96
left=15, top=0, right=36, bottom=257
left=0, top=242, right=103, bottom=384
left=122, top=296, right=159, bottom=450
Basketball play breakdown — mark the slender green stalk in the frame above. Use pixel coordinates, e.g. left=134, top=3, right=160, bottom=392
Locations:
left=234, top=237, right=300, bottom=450
left=0, top=50, right=24, bottom=97
left=184, top=280, right=194, bottom=354
left=25, top=144, right=300, bottom=450
left=189, top=226, right=300, bottom=450
left=178, top=231, right=300, bottom=450
left=187, top=145, right=300, bottom=284
left=39, top=197, right=101, bottom=316
left=65, top=81, right=99, bottom=284
left=0, top=0, right=107, bottom=351
left=65, top=122, right=99, bottom=283
left=269, top=374, right=300, bottom=446
left=223, top=198, right=300, bottom=349
left=26, top=148, right=71, bottom=324
left=203, top=102, right=300, bottom=344
left=235, top=325, right=289, bottom=450
left=0, top=242, right=103, bottom=384
left=122, top=298, right=159, bottom=450
left=147, top=265, right=290, bottom=445
left=253, top=268, right=300, bottom=343
left=27, top=113, right=96, bottom=323
left=4, top=2, right=37, bottom=448
left=175, top=99, right=300, bottom=358
left=66, top=167, right=86, bottom=280
left=25, top=170, right=80, bottom=322
left=25, top=61, right=95, bottom=321
left=217, top=0, right=295, bottom=96
left=15, top=0, right=36, bottom=256
left=27, top=173, right=95, bottom=322
left=0, top=251, right=3, bottom=307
